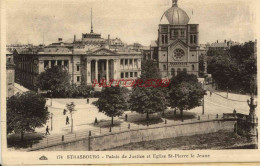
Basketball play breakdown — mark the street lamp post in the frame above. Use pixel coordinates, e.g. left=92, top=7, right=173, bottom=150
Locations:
left=202, top=81, right=205, bottom=115
left=50, top=93, right=52, bottom=106
left=50, top=113, right=53, bottom=131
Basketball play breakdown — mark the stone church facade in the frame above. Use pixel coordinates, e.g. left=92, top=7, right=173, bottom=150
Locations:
left=151, top=0, right=199, bottom=78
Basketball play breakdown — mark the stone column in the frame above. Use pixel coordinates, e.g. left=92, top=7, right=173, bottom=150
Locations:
left=106, top=59, right=109, bottom=82
left=132, top=58, right=134, bottom=69
left=49, top=61, right=51, bottom=68
left=95, top=60, right=98, bottom=81
left=87, top=60, right=91, bottom=85
left=62, top=60, right=64, bottom=66
left=55, top=60, right=57, bottom=66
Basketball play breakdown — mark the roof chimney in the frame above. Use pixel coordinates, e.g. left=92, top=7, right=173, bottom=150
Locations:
left=74, top=35, right=76, bottom=42
left=224, top=40, right=226, bottom=43
left=217, top=40, right=218, bottom=43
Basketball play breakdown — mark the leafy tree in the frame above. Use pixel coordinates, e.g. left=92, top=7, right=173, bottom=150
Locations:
left=168, top=72, right=205, bottom=121
left=129, top=87, right=167, bottom=123
left=7, top=91, right=49, bottom=140
left=140, top=59, right=161, bottom=80
left=95, top=87, right=128, bottom=126
left=36, top=66, right=70, bottom=92
left=207, top=41, right=256, bottom=94
left=199, top=54, right=206, bottom=77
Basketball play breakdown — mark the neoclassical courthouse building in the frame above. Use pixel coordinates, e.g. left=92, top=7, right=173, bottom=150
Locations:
left=151, top=0, right=200, bottom=77
left=13, top=0, right=201, bottom=90
left=13, top=19, right=142, bottom=90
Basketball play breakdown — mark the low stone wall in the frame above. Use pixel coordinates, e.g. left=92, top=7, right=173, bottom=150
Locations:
left=90, top=119, right=236, bottom=151
left=40, top=138, right=90, bottom=151
left=33, top=119, right=236, bottom=151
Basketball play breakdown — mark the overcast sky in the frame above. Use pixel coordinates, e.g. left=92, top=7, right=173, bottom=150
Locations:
left=6, top=0, right=257, bottom=46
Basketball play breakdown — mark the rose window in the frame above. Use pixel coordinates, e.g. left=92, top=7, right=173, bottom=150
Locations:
left=173, top=49, right=184, bottom=61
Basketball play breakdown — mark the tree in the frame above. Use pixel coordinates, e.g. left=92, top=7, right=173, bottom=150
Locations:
left=7, top=91, right=49, bottom=140
left=66, top=102, right=76, bottom=133
left=168, top=72, right=205, bottom=121
left=199, top=54, right=206, bottom=77
left=129, top=87, right=167, bottom=124
left=36, top=66, right=70, bottom=93
left=207, top=41, right=256, bottom=94
left=95, top=87, right=128, bottom=126
left=140, top=59, right=161, bottom=80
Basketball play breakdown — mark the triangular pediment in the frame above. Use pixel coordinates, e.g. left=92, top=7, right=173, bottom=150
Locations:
left=89, top=48, right=117, bottom=55
left=169, top=39, right=188, bottom=48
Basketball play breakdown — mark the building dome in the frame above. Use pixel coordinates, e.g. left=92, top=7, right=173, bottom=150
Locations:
left=161, top=0, right=190, bottom=25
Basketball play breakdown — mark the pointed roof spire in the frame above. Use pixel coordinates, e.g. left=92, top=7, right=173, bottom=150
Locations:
left=91, top=8, right=93, bottom=33
left=172, top=0, right=178, bottom=7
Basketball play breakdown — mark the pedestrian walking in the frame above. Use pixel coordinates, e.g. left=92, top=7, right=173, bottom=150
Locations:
left=87, top=98, right=89, bottom=104
left=63, top=109, right=67, bottom=115
left=66, top=116, right=69, bottom=125
left=125, top=114, right=128, bottom=121
left=210, top=91, right=212, bottom=96
left=94, top=117, right=98, bottom=125
left=46, top=126, right=50, bottom=135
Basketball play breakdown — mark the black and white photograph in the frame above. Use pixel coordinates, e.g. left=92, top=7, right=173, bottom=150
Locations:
left=1, top=0, right=259, bottom=164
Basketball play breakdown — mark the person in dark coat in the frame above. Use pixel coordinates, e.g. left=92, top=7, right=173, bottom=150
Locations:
left=66, top=116, right=69, bottom=125
left=46, top=126, right=50, bottom=135
left=125, top=114, right=128, bottom=121
left=94, top=117, right=98, bottom=125
left=87, top=98, right=89, bottom=104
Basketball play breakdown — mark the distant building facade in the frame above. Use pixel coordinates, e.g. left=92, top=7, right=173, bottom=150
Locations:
left=208, top=40, right=240, bottom=51
left=150, top=0, right=200, bottom=78
left=6, top=50, right=15, bottom=98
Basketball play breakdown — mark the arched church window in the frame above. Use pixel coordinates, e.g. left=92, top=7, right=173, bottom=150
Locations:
left=183, top=68, right=187, bottom=73
left=163, top=64, right=167, bottom=71
left=190, top=35, right=193, bottom=44
left=173, top=49, right=185, bottom=61
left=162, top=35, right=165, bottom=44
left=177, top=68, right=181, bottom=75
left=194, top=35, right=197, bottom=44
left=192, top=65, right=195, bottom=71
left=165, top=35, right=168, bottom=44
left=171, top=68, right=175, bottom=76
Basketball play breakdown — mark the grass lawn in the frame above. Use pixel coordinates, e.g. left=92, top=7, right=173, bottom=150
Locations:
left=108, top=130, right=253, bottom=150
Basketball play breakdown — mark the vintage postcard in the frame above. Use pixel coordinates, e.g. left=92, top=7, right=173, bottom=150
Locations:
left=1, top=0, right=260, bottom=165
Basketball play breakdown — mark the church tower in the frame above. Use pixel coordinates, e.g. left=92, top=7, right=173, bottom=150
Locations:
left=153, top=0, right=199, bottom=78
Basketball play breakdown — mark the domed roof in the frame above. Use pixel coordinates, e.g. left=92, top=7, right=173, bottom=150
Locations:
left=161, top=0, right=190, bottom=25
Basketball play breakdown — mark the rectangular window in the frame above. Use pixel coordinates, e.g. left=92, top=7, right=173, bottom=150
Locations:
left=57, top=60, right=62, bottom=66
left=64, top=60, right=68, bottom=67
left=77, top=65, right=80, bottom=71
left=130, top=72, right=133, bottom=78
left=129, top=59, right=133, bottom=65
left=120, top=59, right=124, bottom=65
left=125, top=59, right=128, bottom=66
left=44, top=60, right=49, bottom=68
left=77, top=76, right=80, bottom=82
left=51, top=60, right=55, bottom=67
left=121, top=72, right=124, bottom=78
left=134, top=72, right=138, bottom=77
left=125, top=72, right=129, bottom=78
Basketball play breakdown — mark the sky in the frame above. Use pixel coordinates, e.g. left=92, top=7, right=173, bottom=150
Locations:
left=6, top=0, right=257, bottom=46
